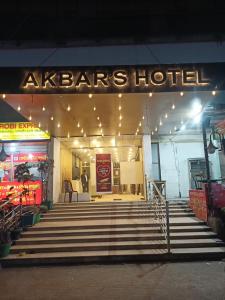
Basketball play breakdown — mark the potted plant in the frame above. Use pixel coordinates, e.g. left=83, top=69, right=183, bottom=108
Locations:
left=0, top=230, right=12, bottom=258
left=38, top=159, right=54, bottom=209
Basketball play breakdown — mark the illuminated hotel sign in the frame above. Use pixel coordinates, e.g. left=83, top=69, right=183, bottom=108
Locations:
left=0, top=122, right=50, bottom=141
left=22, top=68, right=210, bottom=92
left=0, top=63, right=224, bottom=94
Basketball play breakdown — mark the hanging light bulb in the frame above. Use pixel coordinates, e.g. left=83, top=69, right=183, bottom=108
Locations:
left=212, top=90, right=216, bottom=96
left=81, top=128, right=84, bottom=133
left=170, top=130, right=172, bottom=134
left=97, top=116, right=100, bottom=120
left=38, top=122, right=41, bottom=128
left=83, top=132, right=87, bottom=137
left=119, top=123, right=122, bottom=127
left=155, top=127, right=158, bottom=132
left=118, top=132, right=121, bottom=136
left=99, top=123, right=102, bottom=127
left=119, top=115, right=122, bottom=120
left=159, top=120, right=163, bottom=126
left=151, top=131, right=154, bottom=135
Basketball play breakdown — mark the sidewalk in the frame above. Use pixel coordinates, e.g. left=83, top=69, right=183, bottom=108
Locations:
left=0, top=261, right=225, bottom=300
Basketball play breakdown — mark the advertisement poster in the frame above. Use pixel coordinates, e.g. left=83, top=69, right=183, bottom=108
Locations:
left=0, top=180, right=42, bottom=205
left=96, top=154, right=112, bottom=193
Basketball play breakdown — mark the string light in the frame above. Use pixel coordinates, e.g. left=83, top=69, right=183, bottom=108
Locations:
left=99, top=123, right=102, bottom=127
left=97, top=116, right=100, bottom=120
left=119, top=115, right=122, bottom=120
left=139, top=122, right=142, bottom=127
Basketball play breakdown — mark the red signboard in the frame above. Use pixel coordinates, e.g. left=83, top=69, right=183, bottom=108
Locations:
left=0, top=181, right=42, bottom=205
left=96, top=154, right=112, bottom=193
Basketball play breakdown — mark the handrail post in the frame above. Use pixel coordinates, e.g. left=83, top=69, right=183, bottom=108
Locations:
left=165, top=200, right=171, bottom=254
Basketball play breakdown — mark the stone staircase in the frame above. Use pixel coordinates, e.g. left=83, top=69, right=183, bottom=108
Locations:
left=1, top=201, right=225, bottom=266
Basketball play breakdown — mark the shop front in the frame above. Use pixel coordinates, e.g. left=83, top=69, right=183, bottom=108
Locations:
left=0, top=63, right=224, bottom=209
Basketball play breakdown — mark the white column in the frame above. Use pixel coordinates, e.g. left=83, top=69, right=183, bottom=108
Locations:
left=48, top=137, right=61, bottom=203
left=142, top=134, right=152, bottom=180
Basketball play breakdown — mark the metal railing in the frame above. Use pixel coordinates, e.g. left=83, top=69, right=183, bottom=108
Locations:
left=0, top=188, right=35, bottom=232
left=146, top=178, right=171, bottom=253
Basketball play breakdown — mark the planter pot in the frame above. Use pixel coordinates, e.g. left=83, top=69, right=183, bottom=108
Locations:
left=0, top=243, right=11, bottom=258
left=11, top=228, right=22, bottom=241
left=34, top=213, right=41, bottom=224
left=20, top=214, right=35, bottom=227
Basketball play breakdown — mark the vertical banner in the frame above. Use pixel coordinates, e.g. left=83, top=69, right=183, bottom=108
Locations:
left=96, top=154, right=112, bottom=193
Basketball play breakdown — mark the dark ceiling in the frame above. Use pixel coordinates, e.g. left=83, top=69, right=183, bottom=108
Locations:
left=1, top=1, right=225, bottom=48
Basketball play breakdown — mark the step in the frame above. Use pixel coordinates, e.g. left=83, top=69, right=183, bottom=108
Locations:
left=40, top=213, right=195, bottom=222
left=10, top=238, right=224, bottom=254
left=46, top=208, right=192, bottom=216
left=16, top=232, right=217, bottom=245
left=21, top=225, right=211, bottom=237
left=2, top=247, right=225, bottom=267
left=27, top=219, right=206, bottom=231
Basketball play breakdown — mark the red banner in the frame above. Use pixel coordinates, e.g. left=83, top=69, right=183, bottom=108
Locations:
left=0, top=181, right=42, bottom=205
left=96, top=154, right=112, bottom=193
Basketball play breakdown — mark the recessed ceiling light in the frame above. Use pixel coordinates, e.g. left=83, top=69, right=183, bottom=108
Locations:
left=180, top=92, right=184, bottom=96
left=142, top=116, right=145, bottom=120
left=17, top=105, right=21, bottom=111
left=118, top=105, right=122, bottom=111
left=67, top=105, right=71, bottom=111
left=212, top=90, right=216, bottom=96
left=118, top=93, right=122, bottom=98
left=164, top=113, right=168, bottom=119
left=29, top=115, right=32, bottom=121
left=149, top=92, right=153, bottom=97
left=89, top=93, right=93, bottom=98
left=42, top=106, right=46, bottom=111
left=77, top=122, right=80, bottom=128
left=2, top=94, right=6, bottom=99
left=67, top=132, right=70, bottom=138
left=50, top=116, right=54, bottom=121
left=93, top=106, right=96, bottom=111
left=57, top=123, right=61, bottom=128
left=172, top=104, right=175, bottom=110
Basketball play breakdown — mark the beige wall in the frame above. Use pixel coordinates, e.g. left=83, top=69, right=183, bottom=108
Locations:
left=60, top=144, right=72, bottom=193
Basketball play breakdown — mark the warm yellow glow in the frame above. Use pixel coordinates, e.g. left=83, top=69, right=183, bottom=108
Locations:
left=118, top=93, right=122, bottom=98
left=67, top=105, right=71, bottom=111
left=57, top=123, right=61, bottom=128
left=81, top=128, right=84, bottom=133
left=119, top=123, right=122, bottom=127
left=2, top=94, right=6, bottom=99
left=89, top=93, right=93, bottom=98
left=42, top=106, right=46, bottom=111
left=139, top=122, right=142, bottom=127
left=50, top=116, right=54, bottom=121
left=149, top=92, right=153, bottom=97
left=111, top=138, right=115, bottom=146
left=74, top=140, right=79, bottom=146
left=84, top=133, right=87, bottom=137
left=136, top=128, right=139, bottom=132
left=142, top=116, right=145, bottom=120
left=99, top=123, right=102, bottom=127
left=97, top=116, right=100, bottom=120
left=17, top=105, right=21, bottom=111
left=118, top=132, right=121, bottom=136
left=77, top=122, right=80, bottom=128
left=38, top=122, right=41, bottom=128
left=67, top=132, right=70, bottom=138
left=29, top=115, right=32, bottom=121
left=119, top=115, right=122, bottom=120
left=118, top=105, right=122, bottom=111
left=93, top=106, right=96, bottom=111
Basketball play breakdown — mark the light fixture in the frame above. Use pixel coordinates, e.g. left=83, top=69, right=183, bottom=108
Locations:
left=83, top=133, right=87, bottom=137
left=118, top=93, right=122, bottom=98
left=81, top=128, right=84, bottom=133
left=97, top=116, right=100, bottom=120
left=180, top=91, right=184, bottom=96
left=174, top=126, right=177, bottom=130
left=159, top=120, right=163, bottom=126
left=93, top=106, right=96, bottom=111
left=50, top=116, right=54, bottom=121
left=136, top=128, right=139, bottom=132
left=212, top=90, right=216, bottom=96
left=149, top=92, right=153, bottom=97
left=155, top=127, right=158, bottom=132
left=119, top=115, right=122, bottom=120
left=172, top=104, right=175, bottom=110
left=99, top=123, right=102, bottom=127
left=181, top=120, right=183, bottom=124
left=135, top=132, right=138, bottom=135
left=181, top=124, right=186, bottom=130
left=139, top=122, right=142, bottom=127
left=169, top=130, right=172, bottom=134
left=42, top=106, right=46, bottom=111
left=151, top=131, right=154, bottom=135
left=67, top=132, right=70, bottom=138
left=17, top=105, right=21, bottom=111
left=28, top=115, right=32, bottom=121
left=67, top=105, right=71, bottom=111
left=77, top=122, right=80, bottom=128
left=38, top=122, right=41, bottom=128
left=164, top=113, right=168, bottom=119
left=73, top=140, right=79, bottom=146
left=101, top=133, right=104, bottom=137
left=2, top=94, right=6, bottom=99
left=118, top=105, right=122, bottom=111
left=89, top=93, right=93, bottom=99
left=57, top=123, right=61, bottom=128
left=118, top=132, right=121, bottom=136
left=119, top=123, right=122, bottom=127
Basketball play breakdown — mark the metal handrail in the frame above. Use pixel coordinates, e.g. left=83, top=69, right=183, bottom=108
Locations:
left=146, top=178, right=171, bottom=253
